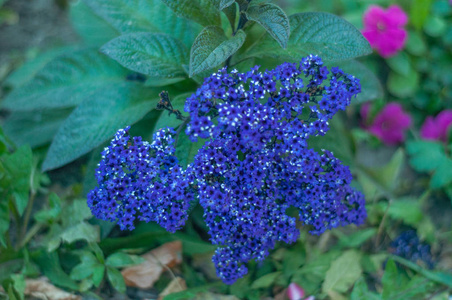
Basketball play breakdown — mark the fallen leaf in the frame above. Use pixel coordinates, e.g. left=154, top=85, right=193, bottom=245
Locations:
left=273, top=288, right=287, bottom=300
left=24, top=277, right=81, bottom=300
left=121, top=240, right=182, bottom=288
left=158, top=277, right=187, bottom=299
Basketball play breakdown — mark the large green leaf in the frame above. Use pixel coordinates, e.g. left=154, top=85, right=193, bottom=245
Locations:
left=2, top=108, right=73, bottom=148
left=82, top=0, right=201, bottom=47
left=1, top=49, right=128, bottom=111
left=2, top=47, right=77, bottom=89
left=42, top=82, right=159, bottom=171
left=246, top=3, right=290, bottom=49
left=209, top=0, right=234, bottom=10
left=69, top=1, right=118, bottom=46
left=190, top=26, right=246, bottom=76
left=243, top=12, right=371, bottom=62
left=322, top=250, right=362, bottom=294
left=101, top=33, right=189, bottom=78
left=161, top=0, right=220, bottom=27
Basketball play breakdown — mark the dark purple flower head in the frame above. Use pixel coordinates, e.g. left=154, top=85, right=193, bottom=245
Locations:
left=87, top=127, right=193, bottom=233
left=89, top=55, right=367, bottom=285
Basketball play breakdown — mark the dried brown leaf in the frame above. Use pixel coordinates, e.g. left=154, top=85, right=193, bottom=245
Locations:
left=24, top=277, right=81, bottom=300
left=157, top=277, right=186, bottom=300
left=121, top=240, right=182, bottom=288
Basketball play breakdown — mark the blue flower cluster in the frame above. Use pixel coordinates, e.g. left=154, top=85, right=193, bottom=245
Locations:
left=390, top=230, right=434, bottom=269
left=88, top=55, right=367, bottom=285
left=185, top=55, right=366, bottom=283
left=87, top=126, right=194, bottom=233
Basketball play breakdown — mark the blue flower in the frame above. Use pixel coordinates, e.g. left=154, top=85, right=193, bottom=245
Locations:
left=88, top=55, right=367, bottom=285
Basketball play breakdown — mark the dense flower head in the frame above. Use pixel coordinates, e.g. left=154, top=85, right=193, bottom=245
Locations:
left=420, top=110, right=452, bottom=143
left=88, top=55, right=367, bottom=285
left=390, top=230, right=434, bottom=269
left=185, top=55, right=366, bottom=283
left=87, top=126, right=194, bottom=232
left=361, top=102, right=412, bottom=145
left=362, top=5, right=408, bottom=57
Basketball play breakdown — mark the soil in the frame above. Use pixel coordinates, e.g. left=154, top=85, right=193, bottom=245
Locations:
left=0, top=0, right=78, bottom=72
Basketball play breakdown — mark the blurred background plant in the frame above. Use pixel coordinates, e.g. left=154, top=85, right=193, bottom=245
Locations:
left=0, top=0, right=451, bottom=299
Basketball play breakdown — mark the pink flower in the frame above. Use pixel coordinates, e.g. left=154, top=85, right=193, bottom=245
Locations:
left=362, top=102, right=412, bottom=145
left=362, top=5, right=408, bottom=57
left=420, top=110, right=452, bottom=142
left=287, top=283, right=315, bottom=300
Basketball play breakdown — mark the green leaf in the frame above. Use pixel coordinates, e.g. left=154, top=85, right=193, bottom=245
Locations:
left=430, top=158, right=452, bottom=189
left=69, top=1, right=118, bottom=46
left=83, top=0, right=201, bottom=48
left=161, top=0, right=220, bottom=27
left=322, top=250, right=362, bottom=294
left=282, top=248, right=306, bottom=279
left=1, top=145, right=33, bottom=215
left=70, top=263, right=95, bottom=280
left=2, top=108, right=73, bottom=148
left=101, top=33, right=189, bottom=78
left=222, top=3, right=237, bottom=31
left=190, top=26, right=246, bottom=76
left=409, top=142, right=446, bottom=172
left=0, top=199, right=9, bottom=247
left=62, top=199, right=93, bottom=228
left=387, top=70, right=419, bottom=98
left=336, top=228, right=377, bottom=248
left=410, top=0, right=433, bottom=30
left=33, top=250, right=79, bottom=290
left=405, top=31, right=427, bottom=56
left=359, top=148, right=404, bottom=193
left=34, top=192, right=62, bottom=223
left=92, top=264, right=106, bottom=287
left=243, top=12, right=371, bottom=62
left=385, top=198, right=423, bottom=226
left=251, top=272, right=282, bottom=289
left=60, top=221, right=100, bottom=244
left=246, top=3, right=290, bottom=48
left=42, top=82, right=159, bottom=171
left=106, top=252, right=144, bottom=268
left=351, top=277, right=381, bottom=300
left=210, top=0, right=234, bottom=11
left=292, top=251, right=340, bottom=294
left=386, top=52, right=412, bottom=76
left=145, top=77, right=186, bottom=87
left=407, top=141, right=446, bottom=172
left=2, top=49, right=128, bottom=111
left=106, top=266, right=126, bottom=293
left=382, top=259, right=408, bottom=300
left=391, top=256, right=452, bottom=289
left=2, top=47, right=76, bottom=89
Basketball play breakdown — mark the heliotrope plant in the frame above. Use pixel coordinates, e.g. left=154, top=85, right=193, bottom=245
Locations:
left=88, top=55, right=367, bottom=284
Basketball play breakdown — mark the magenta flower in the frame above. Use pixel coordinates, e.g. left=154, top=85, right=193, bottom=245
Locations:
left=362, top=5, right=408, bottom=57
left=420, top=110, right=452, bottom=142
left=362, top=102, right=412, bottom=145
